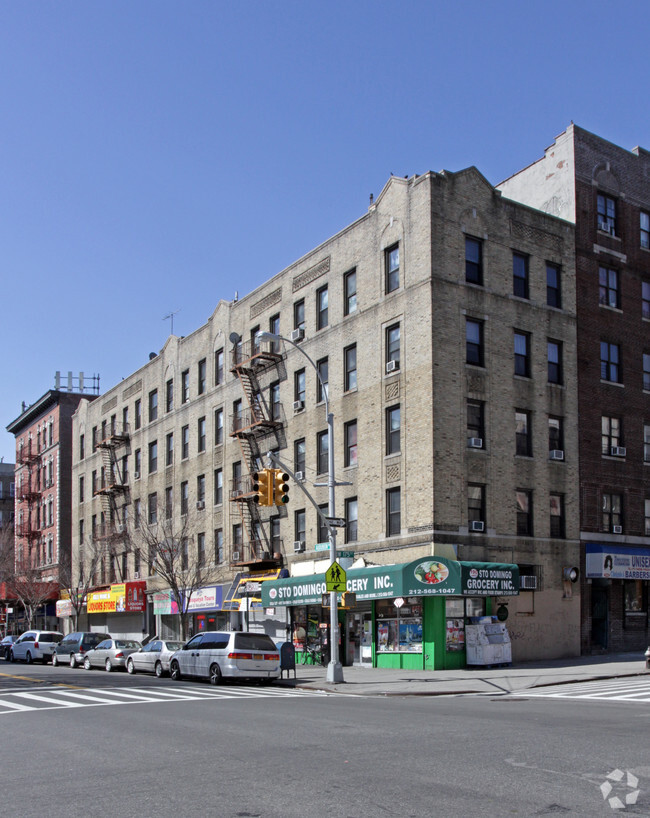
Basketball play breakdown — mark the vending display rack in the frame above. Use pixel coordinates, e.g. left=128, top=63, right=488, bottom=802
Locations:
left=465, top=618, right=512, bottom=667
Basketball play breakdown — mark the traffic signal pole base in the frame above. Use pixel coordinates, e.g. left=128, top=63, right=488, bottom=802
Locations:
left=326, top=660, right=345, bottom=684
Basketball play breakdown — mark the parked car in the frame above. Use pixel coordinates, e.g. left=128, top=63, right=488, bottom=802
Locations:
left=1, top=635, right=18, bottom=660
left=52, top=632, right=111, bottom=668
left=126, top=639, right=184, bottom=677
left=9, top=630, right=64, bottom=664
left=168, top=631, right=281, bottom=685
left=83, top=638, right=142, bottom=672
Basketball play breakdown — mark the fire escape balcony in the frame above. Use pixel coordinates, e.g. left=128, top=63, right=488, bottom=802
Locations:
left=18, top=483, right=41, bottom=503
left=230, top=408, right=281, bottom=438
left=16, top=521, right=41, bottom=540
left=230, top=337, right=282, bottom=373
left=97, top=423, right=130, bottom=448
left=94, top=521, right=127, bottom=541
left=93, top=480, right=129, bottom=498
left=229, top=476, right=256, bottom=502
left=17, top=442, right=40, bottom=465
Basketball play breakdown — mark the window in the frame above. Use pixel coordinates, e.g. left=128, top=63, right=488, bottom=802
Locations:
left=385, top=243, right=400, bottom=293
left=468, top=483, right=485, bottom=526
left=317, top=358, right=328, bottom=403
left=316, top=285, right=328, bottom=330
left=344, top=345, right=357, bottom=392
left=214, top=408, right=224, bottom=445
left=79, top=434, right=85, bottom=461
left=270, top=517, right=281, bottom=555
left=516, top=490, right=533, bottom=536
left=148, top=390, right=158, bottom=422
left=198, top=416, right=206, bottom=452
left=597, top=193, right=617, bottom=234
left=598, top=266, right=619, bottom=309
left=294, top=438, right=306, bottom=476
left=465, top=237, right=482, bottom=285
left=181, top=538, right=189, bottom=571
left=344, top=268, right=357, bottom=315
left=643, top=282, right=650, bottom=320
left=467, top=400, right=484, bottom=446
left=514, top=331, right=531, bottom=377
left=197, top=532, right=206, bottom=567
left=78, top=475, right=84, bottom=504
left=134, top=499, right=141, bottom=530
left=214, top=468, right=223, bottom=505
left=148, top=441, right=158, bottom=474
left=602, top=493, right=622, bottom=532
left=600, top=341, right=620, bottom=383
left=550, top=494, right=565, bottom=538
left=181, top=425, right=189, bottom=459
left=466, top=319, right=483, bottom=366
left=294, top=299, right=305, bottom=331
left=295, top=509, right=306, bottom=547
left=232, top=461, right=242, bottom=496
left=134, top=399, right=142, bottom=430
left=515, top=410, right=532, bottom=457
left=148, top=493, right=158, bottom=525
left=546, top=263, right=561, bottom=308
left=166, top=379, right=174, bottom=412
left=196, top=358, right=206, bottom=395
left=549, top=416, right=564, bottom=453
left=625, top=580, right=646, bottom=613
left=214, top=529, right=224, bottom=564
left=181, top=370, right=190, bottom=403
left=294, top=369, right=306, bottom=405
left=644, top=354, right=650, bottom=391
left=317, top=504, right=329, bottom=545
left=386, top=323, right=401, bottom=370
left=166, top=432, right=173, bottom=467
left=269, top=313, right=280, bottom=353
left=165, top=486, right=173, bottom=520
left=317, top=430, right=329, bottom=475
left=547, top=340, right=562, bottom=384
left=641, top=212, right=650, bottom=249
left=214, top=348, right=224, bottom=385
left=386, top=487, right=401, bottom=536
left=512, top=253, right=529, bottom=299
left=644, top=424, right=650, bottom=463
left=602, top=416, right=622, bottom=455
left=197, top=474, right=206, bottom=504
left=180, top=481, right=188, bottom=516
left=345, top=497, right=358, bottom=543
left=270, top=382, right=281, bottom=421
left=134, top=449, right=141, bottom=477
left=386, top=405, right=400, bottom=455
left=232, top=398, right=243, bottom=433
left=344, top=420, right=358, bottom=467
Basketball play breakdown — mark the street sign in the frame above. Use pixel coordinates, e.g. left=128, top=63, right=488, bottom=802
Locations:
left=325, top=562, right=347, bottom=592
left=314, top=542, right=330, bottom=552
left=325, top=517, right=346, bottom=528
left=338, top=551, right=354, bottom=559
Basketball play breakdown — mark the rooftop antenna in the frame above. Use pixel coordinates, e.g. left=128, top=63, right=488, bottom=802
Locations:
left=163, top=309, right=180, bottom=336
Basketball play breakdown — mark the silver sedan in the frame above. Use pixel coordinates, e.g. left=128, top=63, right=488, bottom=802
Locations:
left=83, top=638, right=142, bottom=672
left=126, top=639, right=184, bottom=677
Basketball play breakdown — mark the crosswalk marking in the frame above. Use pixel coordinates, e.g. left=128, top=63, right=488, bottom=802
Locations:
left=0, top=684, right=327, bottom=715
left=509, top=677, right=650, bottom=703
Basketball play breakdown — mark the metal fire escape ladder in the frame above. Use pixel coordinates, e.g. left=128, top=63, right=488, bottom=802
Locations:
left=94, top=424, right=130, bottom=541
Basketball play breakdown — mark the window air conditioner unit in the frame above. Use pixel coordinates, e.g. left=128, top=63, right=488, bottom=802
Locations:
left=294, top=540, right=305, bottom=553
left=196, top=500, right=205, bottom=510
left=133, top=571, right=140, bottom=579
left=294, top=471, right=304, bottom=482
left=134, top=472, right=140, bottom=480
left=386, top=360, right=398, bottom=374
left=613, top=525, right=623, bottom=534
left=468, top=438, right=483, bottom=449
left=469, top=521, right=484, bottom=532
left=293, top=400, right=304, bottom=413
left=231, top=550, right=241, bottom=562
left=520, top=575, right=538, bottom=590
left=549, top=449, right=565, bottom=461
left=599, top=222, right=611, bottom=233
left=610, top=446, right=626, bottom=457
left=289, top=328, right=304, bottom=343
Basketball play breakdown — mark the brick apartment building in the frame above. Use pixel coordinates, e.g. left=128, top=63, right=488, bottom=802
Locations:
left=0, top=461, right=15, bottom=533
left=72, top=165, right=579, bottom=664
left=499, top=123, right=650, bottom=653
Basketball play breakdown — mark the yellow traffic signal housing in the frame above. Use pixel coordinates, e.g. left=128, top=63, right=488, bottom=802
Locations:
left=252, top=469, right=272, bottom=506
left=273, top=470, right=290, bottom=505
left=341, top=592, right=357, bottom=608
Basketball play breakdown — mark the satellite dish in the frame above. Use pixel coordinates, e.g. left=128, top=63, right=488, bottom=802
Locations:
left=229, top=332, right=241, bottom=344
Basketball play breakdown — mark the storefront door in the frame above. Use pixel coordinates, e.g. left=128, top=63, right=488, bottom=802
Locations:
left=591, top=584, right=609, bottom=649
left=346, top=612, right=372, bottom=666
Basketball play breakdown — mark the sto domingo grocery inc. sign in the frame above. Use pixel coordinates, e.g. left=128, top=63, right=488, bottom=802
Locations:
left=262, top=557, right=519, bottom=607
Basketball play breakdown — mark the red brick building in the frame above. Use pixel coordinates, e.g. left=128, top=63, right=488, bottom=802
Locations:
left=499, top=124, right=650, bottom=653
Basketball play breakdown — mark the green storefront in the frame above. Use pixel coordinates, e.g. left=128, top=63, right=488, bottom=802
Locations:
left=261, top=556, right=519, bottom=670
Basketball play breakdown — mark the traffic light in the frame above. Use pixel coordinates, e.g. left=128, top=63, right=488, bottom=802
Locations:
left=273, top=470, right=290, bottom=505
left=252, top=469, right=272, bottom=506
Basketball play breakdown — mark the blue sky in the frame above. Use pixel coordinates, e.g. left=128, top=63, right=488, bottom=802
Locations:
left=1, top=1, right=648, bottom=462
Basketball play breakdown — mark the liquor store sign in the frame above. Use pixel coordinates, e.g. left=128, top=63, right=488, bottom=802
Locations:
left=87, top=581, right=147, bottom=614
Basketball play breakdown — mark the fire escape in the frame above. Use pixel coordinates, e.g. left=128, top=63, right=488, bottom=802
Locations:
left=16, top=441, right=41, bottom=558
left=229, top=336, right=284, bottom=568
left=93, top=422, right=130, bottom=546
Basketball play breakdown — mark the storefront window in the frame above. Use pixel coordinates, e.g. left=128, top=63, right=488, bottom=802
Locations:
left=465, top=597, right=487, bottom=619
left=376, top=597, right=422, bottom=652
left=624, top=580, right=646, bottom=613
left=445, top=598, right=465, bottom=652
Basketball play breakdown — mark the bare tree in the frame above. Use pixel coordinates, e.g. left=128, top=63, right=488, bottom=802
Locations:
left=58, top=535, right=107, bottom=631
left=133, top=512, right=225, bottom=640
left=11, top=562, right=58, bottom=631
left=0, top=524, right=15, bottom=587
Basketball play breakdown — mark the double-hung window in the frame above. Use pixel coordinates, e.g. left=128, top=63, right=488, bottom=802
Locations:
left=316, top=285, right=328, bottom=330
left=466, top=319, right=484, bottom=366
left=546, top=263, right=561, bottom=308
left=465, top=237, right=483, bottom=285
left=597, top=193, right=617, bottom=235
left=344, top=268, right=357, bottom=315
left=513, top=253, right=529, bottom=299
left=599, top=266, right=619, bottom=308
left=516, top=490, right=533, bottom=536
left=515, top=411, right=532, bottom=457
left=514, top=331, right=530, bottom=377
left=602, top=493, right=622, bottom=533
left=602, top=415, right=622, bottom=455
left=344, top=420, right=357, bottom=467
left=600, top=341, right=620, bottom=383
left=385, top=244, right=400, bottom=293
left=344, top=345, right=357, bottom=391
left=386, top=405, right=400, bottom=455
left=547, top=340, right=562, bottom=384
left=641, top=212, right=650, bottom=249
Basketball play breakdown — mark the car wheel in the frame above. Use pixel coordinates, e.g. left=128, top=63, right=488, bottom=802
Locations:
left=52, top=654, right=59, bottom=667
left=154, top=661, right=164, bottom=678
left=69, top=654, right=77, bottom=669
left=26, top=651, right=33, bottom=664
left=105, top=659, right=113, bottom=672
left=126, top=659, right=135, bottom=675
left=83, top=657, right=92, bottom=670
left=209, top=663, right=222, bottom=686
left=9, top=651, right=15, bottom=663
left=170, top=660, right=181, bottom=681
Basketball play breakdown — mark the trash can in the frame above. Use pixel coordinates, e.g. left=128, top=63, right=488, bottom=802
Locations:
left=279, top=642, right=296, bottom=679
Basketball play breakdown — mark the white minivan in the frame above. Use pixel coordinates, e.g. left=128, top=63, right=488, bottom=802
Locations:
left=169, top=631, right=280, bottom=685
left=10, top=630, right=63, bottom=664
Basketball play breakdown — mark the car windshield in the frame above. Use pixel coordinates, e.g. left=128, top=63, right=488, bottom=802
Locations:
left=234, top=633, right=278, bottom=652
left=166, top=642, right=183, bottom=651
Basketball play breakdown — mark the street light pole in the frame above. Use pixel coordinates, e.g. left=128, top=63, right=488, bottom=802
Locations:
left=257, top=331, right=344, bottom=683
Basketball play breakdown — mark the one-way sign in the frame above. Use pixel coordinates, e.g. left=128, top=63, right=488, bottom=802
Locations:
left=326, top=517, right=346, bottom=528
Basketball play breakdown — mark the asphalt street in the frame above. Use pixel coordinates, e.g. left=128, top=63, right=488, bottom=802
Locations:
left=2, top=662, right=650, bottom=817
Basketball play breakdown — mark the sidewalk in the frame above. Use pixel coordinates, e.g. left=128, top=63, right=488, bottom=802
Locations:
left=275, top=651, right=649, bottom=696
